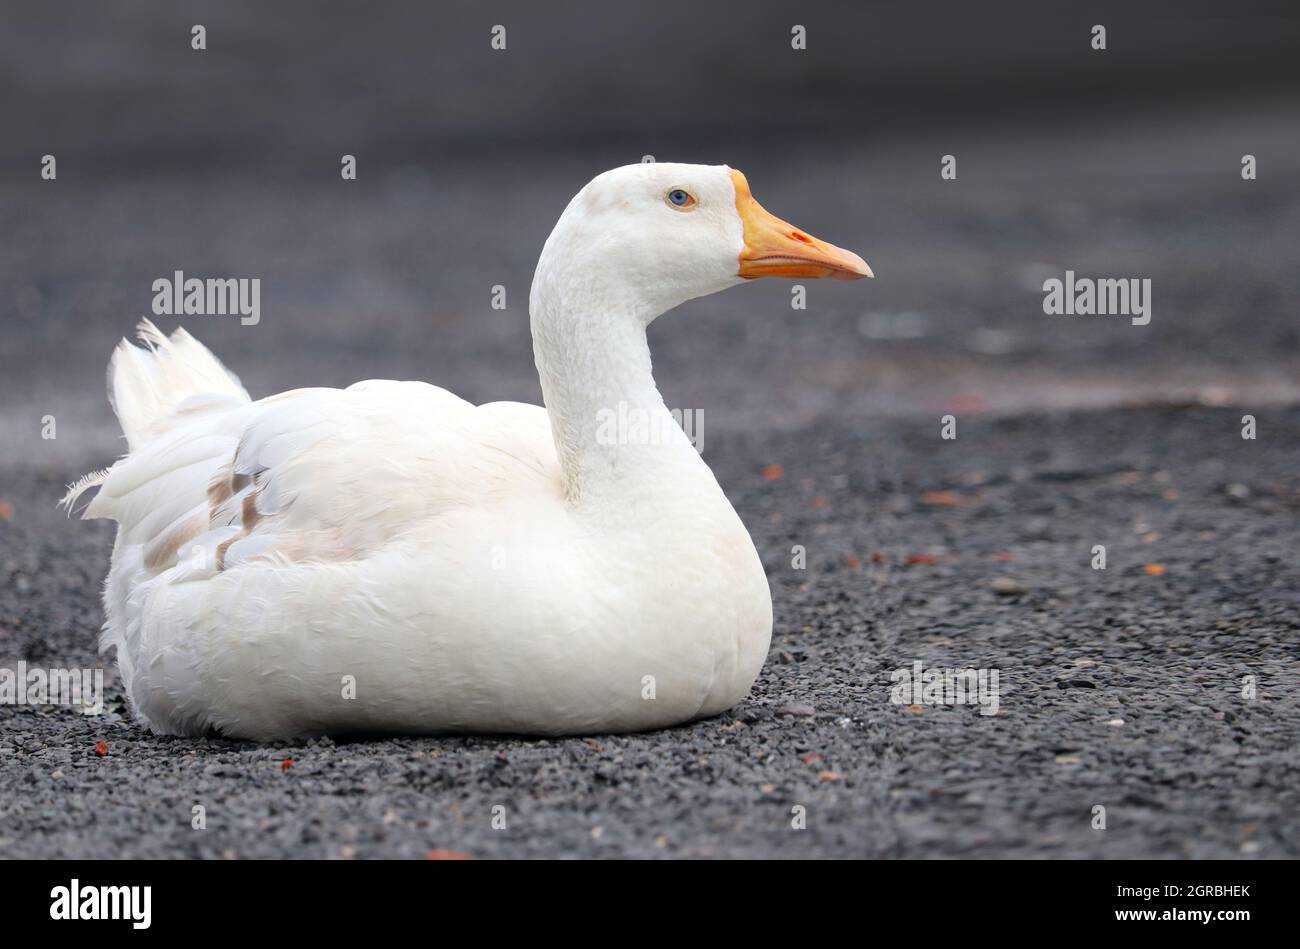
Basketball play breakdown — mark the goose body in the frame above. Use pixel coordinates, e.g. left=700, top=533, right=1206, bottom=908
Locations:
left=67, top=163, right=870, bottom=739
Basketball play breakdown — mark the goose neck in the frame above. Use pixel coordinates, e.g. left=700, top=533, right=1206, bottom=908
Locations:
left=530, top=280, right=701, bottom=509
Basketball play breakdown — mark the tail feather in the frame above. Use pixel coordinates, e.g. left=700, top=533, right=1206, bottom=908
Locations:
left=108, top=319, right=249, bottom=451
left=61, top=320, right=250, bottom=515
left=59, top=466, right=114, bottom=514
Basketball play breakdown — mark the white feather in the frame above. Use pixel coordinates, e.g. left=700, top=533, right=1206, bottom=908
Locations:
left=66, top=164, right=775, bottom=739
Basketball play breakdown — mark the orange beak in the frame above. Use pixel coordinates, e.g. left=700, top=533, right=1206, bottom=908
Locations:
left=732, top=169, right=873, bottom=281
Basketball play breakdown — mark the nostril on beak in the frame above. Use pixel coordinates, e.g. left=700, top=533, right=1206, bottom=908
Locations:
left=790, top=231, right=813, bottom=244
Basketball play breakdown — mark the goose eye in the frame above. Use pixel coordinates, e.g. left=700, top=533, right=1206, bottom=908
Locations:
left=666, top=188, right=697, bottom=210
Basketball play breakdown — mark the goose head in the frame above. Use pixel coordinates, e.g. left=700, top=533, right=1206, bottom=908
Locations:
left=532, top=162, right=872, bottom=322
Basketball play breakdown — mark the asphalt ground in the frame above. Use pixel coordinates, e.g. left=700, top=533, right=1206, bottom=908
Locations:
left=2, top=398, right=1298, bottom=857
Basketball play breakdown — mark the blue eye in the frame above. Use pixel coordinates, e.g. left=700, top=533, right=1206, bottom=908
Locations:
left=666, top=188, right=696, bottom=209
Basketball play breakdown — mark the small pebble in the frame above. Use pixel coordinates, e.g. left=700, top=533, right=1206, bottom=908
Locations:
left=990, top=577, right=1028, bottom=595
left=776, top=703, right=815, bottom=718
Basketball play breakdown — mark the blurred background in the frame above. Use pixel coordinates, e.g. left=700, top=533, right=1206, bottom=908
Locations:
left=2, top=0, right=1298, bottom=462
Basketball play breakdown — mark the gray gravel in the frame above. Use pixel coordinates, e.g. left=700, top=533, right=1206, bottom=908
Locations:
left=2, top=404, right=1298, bottom=858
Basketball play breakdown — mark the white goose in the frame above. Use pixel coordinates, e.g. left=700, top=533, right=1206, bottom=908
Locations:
left=65, top=163, right=871, bottom=740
